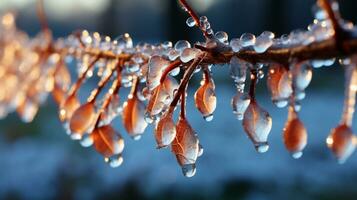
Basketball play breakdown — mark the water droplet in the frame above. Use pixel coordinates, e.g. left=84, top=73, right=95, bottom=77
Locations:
left=203, top=114, right=213, bottom=122
left=272, top=99, right=288, bottom=108
left=105, top=154, right=124, bottom=168
left=132, top=135, right=142, bottom=141
left=230, top=38, right=242, bottom=52
left=80, top=134, right=93, bottom=147
left=170, top=67, right=180, bottom=76
left=230, top=56, right=247, bottom=84
left=253, top=32, right=274, bottom=53
left=198, top=144, right=204, bottom=157
left=255, top=142, right=269, bottom=153
left=240, top=33, right=256, bottom=47
left=291, top=61, right=312, bottom=91
left=144, top=112, right=155, bottom=124
left=115, top=33, right=133, bottom=49
left=292, top=151, right=303, bottom=159
left=174, top=40, right=191, bottom=53
left=180, top=48, right=201, bottom=63
left=168, top=49, right=180, bottom=61
left=215, top=31, right=228, bottom=43
left=186, top=17, right=196, bottom=27
left=182, top=164, right=196, bottom=178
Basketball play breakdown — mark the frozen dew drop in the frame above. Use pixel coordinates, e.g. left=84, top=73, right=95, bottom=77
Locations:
left=168, top=49, right=180, bottom=61
left=230, top=56, right=247, bottom=83
left=240, top=33, right=256, bottom=47
left=215, top=31, right=228, bottom=43
left=132, top=135, right=142, bottom=141
left=198, top=144, right=204, bottom=157
left=292, top=151, right=303, bottom=159
left=203, top=114, right=214, bottom=122
left=182, top=164, right=196, bottom=178
left=273, top=99, right=289, bottom=108
left=144, top=112, right=155, bottom=124
left=174, top=40, right=191, bottom=53
left=311, top=60, right=325, bottom=68
left=170, top=67, right=180, bottom=76
left=253, top=31, right=274, bottom=53
left=180, top=48, right=201, bottom=63
left=255, top=142, right=269, bottom=153
left=324, top=58, right=335, bottom=67
left=105, top=154, right=124, bottom=168
left=80, top=134, right=93, bottom=147
left=115, top=33, right=133, bottom=49
left=230, top=38, right=242, bottom=52
left=186, top=17, right=196, bottom=27
left=292, top=61, right=313, bottom=91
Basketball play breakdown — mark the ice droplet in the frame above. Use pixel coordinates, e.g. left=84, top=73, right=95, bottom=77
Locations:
left=203, top=114, right=214, bottom=122
left=230, top=56, right=247, bottom=84
left=132, top=135, right=142, bottom=141
left=80, top=134, right=93, bottom=147
left=253, top=31, right=274, bottom=53
left=240, top=33, right=256, bottom=47
left=182, top=164, right=196, bottom=178
left=105, top=154, right=124, bottom=168
left=186, top=17, right=196, bottom=27
left=255, top=142, right=269, bottom=153
left=229, top=38, right=242, bottom=52
left=292, top=151, right=303, bottom=159
left=174, top=40, right=191, bottom=53
left=215, top=31, right=228, bottom=43
left=198, top=144, right=204, bottom=157
left=180, top=48, right=201, bottom=63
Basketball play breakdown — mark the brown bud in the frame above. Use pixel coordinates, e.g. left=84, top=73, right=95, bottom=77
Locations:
left=91, top=125, right=124, bottom=158
left=243, top=101, right=272, bottom=153
left=59, top=94, right=80, bottom=122
left=327, top=124, right=355, bottom=164
left=194, top=80, right=216, bottom=121
left=122, top=96, right=147, bottom=139
left=155, top=112, right=176, bottom=148
left=267, top=64, right=292, bottom=108
left=283, top=113, right=307, bottom=159
left=69, top=102, right=96, bottom=140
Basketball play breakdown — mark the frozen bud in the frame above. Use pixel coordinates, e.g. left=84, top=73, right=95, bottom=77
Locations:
left=91, top=125, right=124, bottom=158
left=155, top=112, right=176, bottom=148
left=172, top=117, right=199, bottom=177
left=59, top=94, right=80, bottom=122
left=327, top=124, right=355, bottom=164
left=194, top=79, right=216, bottom=121
left=267, top=64, right=292, bottom=108
left=243, top=101, right=272, bottom=153
left=17, top=100, right=39, bottom=123
left=69, top=102, right=96, bottom=140
left=122, top=96, right=148, bottom=138
left=283, top=107, right=307, bottom=159
left=229, top=56, right=247, bottom=84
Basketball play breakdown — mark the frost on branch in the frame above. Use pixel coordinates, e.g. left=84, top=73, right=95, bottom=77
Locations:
left=1, top=0, right=357, bottom=177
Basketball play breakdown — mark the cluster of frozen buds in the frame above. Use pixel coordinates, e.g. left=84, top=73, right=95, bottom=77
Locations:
left=0, top=0, right=357, bottom=177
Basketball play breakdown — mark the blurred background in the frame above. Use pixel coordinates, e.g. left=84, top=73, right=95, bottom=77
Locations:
left=1, top=0, right=357, bottom=199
